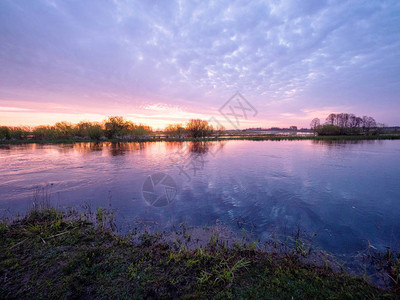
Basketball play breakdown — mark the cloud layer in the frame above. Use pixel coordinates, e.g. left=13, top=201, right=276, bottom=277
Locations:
left=0, top=0, right=399, bottom=128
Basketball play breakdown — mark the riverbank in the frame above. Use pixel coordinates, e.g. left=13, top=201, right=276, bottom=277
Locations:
left=1, top=208, right=398, bottom=299
left=1, top=134, right=400, bottom=145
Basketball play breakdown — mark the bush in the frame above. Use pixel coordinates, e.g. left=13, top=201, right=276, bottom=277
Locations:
left=132, top=124, right=152, bottom=136
left=87, top=124, right=104, bottom=140
left=315, top=125, right=342, bottom=136
left=0, top=126, right=11, bottom=140
left=104, top=117, right=152, bottom=139
left=53, top=122, right=74, bottom=139
left=33, top=126, right=55, bottom=140
left=186, top=119, right=213, bottom=138
left=10, top=127, right=30, bottom=140
left=165, top=123, right=186, bottom=138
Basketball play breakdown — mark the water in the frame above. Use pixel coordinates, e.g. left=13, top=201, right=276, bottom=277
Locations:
left=1, top=140, right=399, bottom=255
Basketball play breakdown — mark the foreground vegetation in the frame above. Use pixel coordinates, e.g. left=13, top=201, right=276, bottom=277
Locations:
left=1, top=208, right=398, bottom=299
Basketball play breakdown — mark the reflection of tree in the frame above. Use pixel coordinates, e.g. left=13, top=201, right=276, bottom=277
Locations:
left=44, top=142, right=149, bottom=156
left=311, top=140, right=376, bottom=147
left=166, top=141, right=226, bottom=156
left=109, top=143, right=124, bottom=156
left=108, top=142, right=147, bottom=156
left=70, top=142, right=103, bottom=154
left=213, top=141, right=226, bottom=154
left=188, top=141, right=210, bottom=154
left=165, top=141, right=182, bottom=152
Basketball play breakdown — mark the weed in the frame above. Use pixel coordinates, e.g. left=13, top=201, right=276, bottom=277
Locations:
left=0, top=208, right=398, bottom=299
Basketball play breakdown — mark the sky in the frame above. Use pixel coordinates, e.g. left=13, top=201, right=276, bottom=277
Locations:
left=0, top=0, right=399, bottom=130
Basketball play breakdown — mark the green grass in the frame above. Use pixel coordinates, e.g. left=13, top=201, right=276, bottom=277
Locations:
left=0, top=208, right=398, bottom=299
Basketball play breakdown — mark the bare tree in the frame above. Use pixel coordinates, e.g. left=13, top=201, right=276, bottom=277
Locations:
left=312, top=112, right=379, bottom=135
left=326, top=113, right=337, bottom=125
left=336, top=113, right=345, bottom=127
left=348, top=114, right=358, bottom=128
left=342, top=113, right=350, bottom=128
left=355, top=117, right=363, bottom=128
left=362, top=116, right=376, bottom=129
left=310, top=118, right=320, bottom=131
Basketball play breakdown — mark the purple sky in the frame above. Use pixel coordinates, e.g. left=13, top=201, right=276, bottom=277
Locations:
left=0, top=0, right=399, bottom=129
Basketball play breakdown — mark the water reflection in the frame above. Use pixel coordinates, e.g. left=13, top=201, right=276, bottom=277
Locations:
left=0, top=140, right=399, bottom=256
left=188, top=141, right=209, bottom=153
left=311, top=139, right=381, bottom=146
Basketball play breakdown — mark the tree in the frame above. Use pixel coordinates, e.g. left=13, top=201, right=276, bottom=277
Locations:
left=361, top=116, right=376, bottom=129
left=336, top=113, right=345, bottom=127
left=0, top=126, right=11, bottom=140
left=131, top=124, right=152, bottom=136
left=75, top=121, right=92, bottom=137
left=33, top=126, right=55, bottom=140
left=104, top=116, right=126, bottom=139
left=186, top=119, right=213, bottom=138
left=165, top=123, right=186, bottom=138
left=310, top=118, right=320, bottom=131
left=326, top=113, right=337, bottom=125
left=103, top=117, right=152, bottom=139
left=54, top=121, right=74, bottom=139
left=312, top=112, right=379, bottom=136
left=9, top=127, right=30, bottom=140
left=87, top=123, right=103, bottom=140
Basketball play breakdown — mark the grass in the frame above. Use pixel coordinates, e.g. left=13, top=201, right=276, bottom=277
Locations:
left=1, top=208, right=398, bottom=299
left=1, top=133, right=400, bottom=145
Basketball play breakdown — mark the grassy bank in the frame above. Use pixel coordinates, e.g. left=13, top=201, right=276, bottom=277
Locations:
left=1, top=134, right=400, bottom=145
left=0, top=208, right=398, bottom=299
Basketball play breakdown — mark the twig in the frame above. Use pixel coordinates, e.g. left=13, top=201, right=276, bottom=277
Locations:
left=45, top=230, right=70, bottom=239
left=9, top=238, right=28, bottom=250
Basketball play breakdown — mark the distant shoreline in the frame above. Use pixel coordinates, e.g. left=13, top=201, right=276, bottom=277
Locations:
left=1, top=134, right=400, bottom=145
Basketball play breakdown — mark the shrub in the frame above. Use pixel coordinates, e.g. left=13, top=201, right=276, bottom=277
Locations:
left=186, top=119, right=213, bottom=138
left=315, top=125, right=342, bottom=136
left=87, top=124, right=104, bottom=140
left=0, top=126, right=11, bottom=140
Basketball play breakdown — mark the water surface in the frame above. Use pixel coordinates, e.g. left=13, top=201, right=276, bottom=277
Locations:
left=1, top=140, right=399, bottom=255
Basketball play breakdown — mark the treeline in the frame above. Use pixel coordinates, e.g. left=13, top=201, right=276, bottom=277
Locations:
left=310, top=113, right=381, bottom=136
left=165, top=119, right=224, bottom=138
left=0, top=117, right=223, bottom=141
left=0, top=116, right=152, bottom=141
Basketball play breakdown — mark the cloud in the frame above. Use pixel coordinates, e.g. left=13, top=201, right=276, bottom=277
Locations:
left=0, top=106, right=31, bottom=112
left=0, top=0, right=399, bottom=127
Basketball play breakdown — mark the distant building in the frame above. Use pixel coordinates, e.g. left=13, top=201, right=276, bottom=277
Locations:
left=289, top=126, right=298, bottom=131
